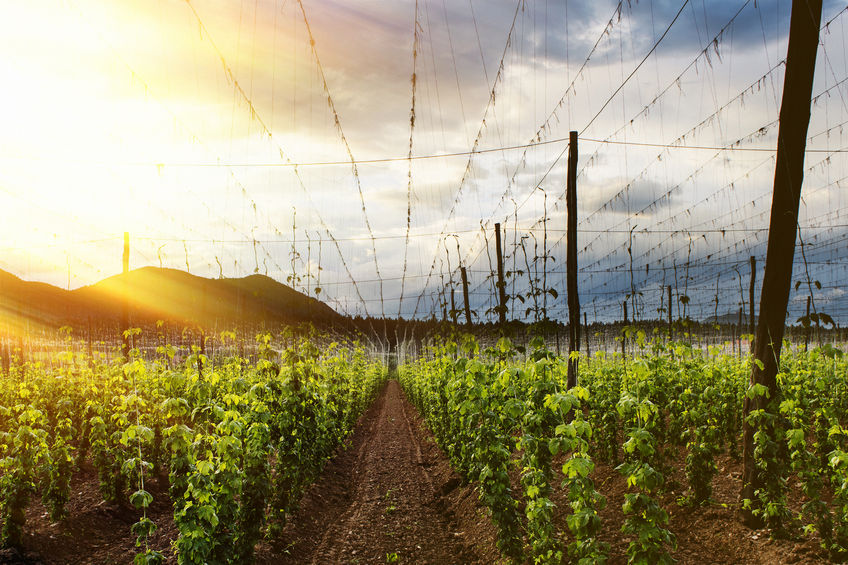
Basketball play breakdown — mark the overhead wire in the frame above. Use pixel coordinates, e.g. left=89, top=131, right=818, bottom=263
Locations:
left=296, top=0, right=386, bottom=316
left=181, top=0, right=372, bottom=315
left=399, top=0, right=421, bottom=319
left=411, top=0, right=525, bottom=318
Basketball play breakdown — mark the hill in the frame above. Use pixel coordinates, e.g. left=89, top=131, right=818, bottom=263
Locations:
left=0, top=267, right=342, bottom=331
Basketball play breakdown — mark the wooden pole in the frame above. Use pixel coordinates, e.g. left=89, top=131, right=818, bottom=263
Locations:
left=622, top=301, right=628, bottom=358
left=121, top=232, right=130, bottom=361
left=805, top=295, right=811, bottom=350
left=450, top=285, right=457, bottom=325
left=749, top=256, right=757, bottom=340
left=566, top=130, right=580, bottom=389
left=732, top=321, right=737, bottom=356
left=668, top=285, right=673, bottom=341
left=714, top=274, right=721, bottom=346
left=737, top=307, right=743, bottom=356
left=584, top=311, right=590, bottom=358
left=494, top=222, right=507, bottom=325
left=741, top=0, right=822, bottom=528
left=460, top=266, right=472, bottom=327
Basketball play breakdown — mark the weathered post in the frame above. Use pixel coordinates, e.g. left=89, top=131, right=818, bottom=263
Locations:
left=732, top=320, right=737, bottom=356
left=450, top=283, right=458, bottom=325
left=494, top=223, right=507, bottom=325
left=460, top=266, right=472, bottom=327
left=737, top=307, right=743, bottom=356
left=622, top=300, right=628, bottom=358
left=749, top=256, right=757, bottom=341
left=566, top=130, right=580, bottom=389
left=805, top=295, right=811, bottom=350
left=741, top=0, right=822, bottom=528
left=714, top=274, right=721, bottom=346
left=584, top=311, right=590, bottom=357
left=667, top=285, right=673, bottom=341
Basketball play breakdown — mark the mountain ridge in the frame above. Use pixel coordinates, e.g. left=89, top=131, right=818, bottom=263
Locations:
left=0, top=266, right=342, bottom=330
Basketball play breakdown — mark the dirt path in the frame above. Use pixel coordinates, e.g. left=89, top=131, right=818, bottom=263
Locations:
left=259, top=380, right=498, bottom=565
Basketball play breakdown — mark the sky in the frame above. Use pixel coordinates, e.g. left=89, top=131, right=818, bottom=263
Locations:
left=0, top=0, right=847, bottom=323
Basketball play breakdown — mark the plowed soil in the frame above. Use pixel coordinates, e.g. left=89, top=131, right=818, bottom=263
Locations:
left=257, top=379, right=499, bottom=564
left=1, top=379, right=835, bottom=564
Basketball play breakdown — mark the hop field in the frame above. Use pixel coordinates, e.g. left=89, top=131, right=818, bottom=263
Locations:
left=0, top=333, right=387, bottom=563
left=1, top=329, right=847, bottom=563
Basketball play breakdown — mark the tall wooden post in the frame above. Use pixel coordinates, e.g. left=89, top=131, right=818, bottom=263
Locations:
left=749, top=256, right=757, bottom=339
left=584, top=311, right=590, bottom=357
left=450, top=284, right=458, bottom=325
left=805, top=295, right=811, bottom=350
left=714, top=275, right=721, bottom=346
left=460, top=266, right=472, bottom=327
left=566, top=131, right=580, bottom=388
left=741, top=0, right=822, bottom=528
left=737, top=307, right=743, bottom=356
left=121, top=232, right=130, bottom=361
left=494, top=223, right=507, bottom=325
left=667, top=285, right=673, bottom=340
left=622, top=301, right=628, bottom=358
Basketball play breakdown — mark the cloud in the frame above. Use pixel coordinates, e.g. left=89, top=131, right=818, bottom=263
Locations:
left=579, top=176, right=679, bottom=219
left=1, top=0, right=846, bottom=323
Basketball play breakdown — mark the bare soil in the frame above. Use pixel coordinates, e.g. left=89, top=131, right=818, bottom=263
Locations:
left=257, top=379, right=499, bottom=564
left=583, top=455, right=829, bottom=565
left=2, top=380, right=834, bottom=564
left=1, top=462, right=177, bottom=564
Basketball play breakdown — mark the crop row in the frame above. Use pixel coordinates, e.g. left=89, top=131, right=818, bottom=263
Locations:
left=400, top=334, right=848, bottom=564
left=0, top=331, right=386, bottom=564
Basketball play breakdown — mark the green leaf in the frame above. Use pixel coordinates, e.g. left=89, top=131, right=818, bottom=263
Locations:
left=134, top=550, right=164, bottom=565
left=745, top=382, right=769, bottom=400
left=786, top=428, right=805, bottom=449
left=131, top=516, right=157, bottom=538
left=563, top=455, right=593, bottom=478
left=130, top=489, right=154, bottom=509
left=197, top=504, right=219, bottom=527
